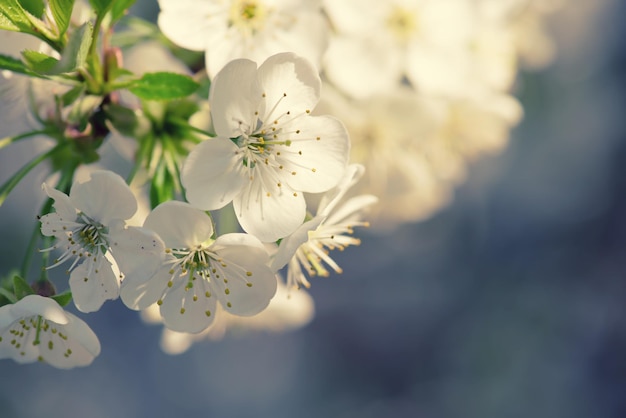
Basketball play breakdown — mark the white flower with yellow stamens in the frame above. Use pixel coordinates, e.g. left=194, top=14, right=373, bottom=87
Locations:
left=157, top=0, right=329, bottom=78
left=272, top=164, right=377, bottom=290
left=181, top=52, right=350, bottom=242
left=40, top=170, right=159, bottom=313
left=0, top=295, right=100, bottom=369
left=120, top=201, right=277, bottom=334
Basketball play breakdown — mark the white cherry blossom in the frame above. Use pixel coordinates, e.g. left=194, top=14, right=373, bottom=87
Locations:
left=322, top=0, right=476, bottom=99
left=272, top=164, right=377, bottom=290
left=157, top=0, right=329, bottom=78
left=39, top=170, right=157, bottom=313
left=120, top=201, right=278, bottom=334
left=181, top=52, right=350, bottom=242
left=141, top=275, right=314, bottom=354
left=0, top=295, right=100, bottom=369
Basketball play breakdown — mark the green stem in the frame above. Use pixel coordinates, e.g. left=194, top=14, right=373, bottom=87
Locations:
left=126, top=133, right=153, bottom=185
left=0, top=129, right=53, bottom=151
left=0, top=142, right=70, bottom=208
left=168, top=117, right=212, bottom=140
left=23, top=164, right=76, bottom=282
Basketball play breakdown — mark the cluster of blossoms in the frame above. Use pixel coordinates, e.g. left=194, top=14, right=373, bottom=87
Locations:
left=0, top=0, right=563, bottom=368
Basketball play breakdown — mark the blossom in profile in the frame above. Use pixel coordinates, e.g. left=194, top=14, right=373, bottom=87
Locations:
left=40, top=170, right=159, bottom=313
left=141, top=275, right=314, bottom=354
left=0, top=295, right=100, bottom=369
left=181, top=52, right=350, bottom=242
left=157, top=0, right=329, bottom=78
left=272, top=164, right=377, bottom=290
left=120, top=201, right=278, bottom=334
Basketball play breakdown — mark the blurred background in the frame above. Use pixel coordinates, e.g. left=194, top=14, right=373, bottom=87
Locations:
left=1, top=0, right=626, bottom=417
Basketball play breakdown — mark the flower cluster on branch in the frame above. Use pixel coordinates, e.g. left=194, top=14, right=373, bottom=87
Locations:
left=0, top=0, right=563, bottom=367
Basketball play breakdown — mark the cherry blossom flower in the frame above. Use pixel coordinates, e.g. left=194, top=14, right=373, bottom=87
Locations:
left=157, top=0, right=329, bottom=78
left=322, top=0, right=476, bottom=99
left=181, top=52, right=350, bottom=242
left=141, top=275, right=314, bottom=354
left=272, top=164, right=377, bottom=290
left=40, top=170, right=158, bottom=313
left=0, top=295, right=100, bottom=368
left=120, top=201, right=278, bottom=334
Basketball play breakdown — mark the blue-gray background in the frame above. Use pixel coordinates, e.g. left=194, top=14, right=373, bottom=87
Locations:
left=1, top=1, right=625, bottom=417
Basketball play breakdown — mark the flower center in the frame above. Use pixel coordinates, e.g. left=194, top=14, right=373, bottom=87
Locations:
left=386, top=6, right=418, bottom=41
left=229, top=0, right=267, bottom=33
left=74, top=217, right=108, bottom=254
left=2, top=316, right=73, bottom=361
left=158, top=245, right=254, bottom=314
left=44, top=212, right=109, bottom=271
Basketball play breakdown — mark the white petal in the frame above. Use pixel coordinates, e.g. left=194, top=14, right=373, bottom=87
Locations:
left=316, top=163, right=365, bottom=216
left=157, top=0, right=218, bottom=51
left=210, top=235, right=277, bottom=316
left=44, top=311, right=101, bottom=369
left=0, top=305, right=15, bottom=331
left=39, top=212, right=67, bottom=237
left=270, top=216, right=324, bottom=272
left=160, top=280, right=217, bottom=333
left=42, top=183, right=76, bottom=220
left=69, top=256, right=120, bottom=313
left=144, top=201, right=213, bottom=249
left=121, top=263, right=172, bottom=311
left=11, top=295, right=69, bottom=325
left=325, top=194, right=378, bottom=226
left=70, top=170, right=137, bottom=224
left=323, top=37, right=401, bottom=99
left=109, top=224, right=165, bottom=279
left=233, top=180, right=306, bottom=242
left=181, top=137, right=247, bottom=210
left=279, top=115, right=350, bottom=193
left=159, top=328, right=195, bottom=355
left=209, top=59, right=263, bottom=137
left=257, top=52, right=321, bottom=125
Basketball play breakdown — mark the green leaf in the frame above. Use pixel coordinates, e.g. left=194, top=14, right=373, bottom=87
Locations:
left=0, top=143, right=66, bottom=207
left=48, top=21, right=93, bottom=74
left=50, top=291, right=72, bottom=307
left=128, top=72, right=200, bottom=101
left=0, top=53, right=41, bottom=77
left=18, top=0, right=45, bottom=18
left=110, top=16, right=160, bottom=48
left=104, top=103, right=138, bottom=137
left=60, top=84, right=86, bottom=106
left=110, top=0, right=136, bottom=23
left=50, top=0, right=76, bottom=36
left=0, top=287, right=17, bottom=305
left=0, top=0, right=33, bottom=32
left=22, top=49, right=59, bottom=73
left=88, top=0, right=113, bottom=15
left=13, top=275, right=34, bottom=300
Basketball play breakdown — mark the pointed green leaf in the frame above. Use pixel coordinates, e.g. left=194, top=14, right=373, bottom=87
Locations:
left=13, top=275, right=34, bottom=300
left=110, top=0, right=136, bottom=23
left=50, top=290, right=72, bottom=307
left=22, top=49, right=59, bottom=73
left=0, top=287, right=17, bottom=305
left=0, top=53, right=41, bottom=77
left=128, top=72, right=200, bottom=101
left=50, top=0, right=76, bottom=36
left=60, top=84, right=85, bottom=106
left=18, top=0, right=45, bottom=18
left=104, top=103, right=138, bottom=137
left=88, top=0, right=113, bottom=15
left=47, top=21, right=93, bottom=74
left=0, top=0, right=32, bottom=32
